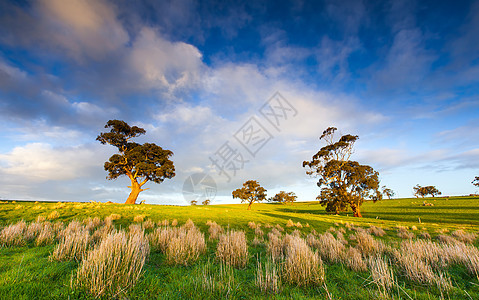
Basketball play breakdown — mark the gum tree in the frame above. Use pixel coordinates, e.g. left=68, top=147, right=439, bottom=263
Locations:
left=97, top=120, right=175, bottom=204
left=270, top=191, right=297, bottom=205
left=232, top=180, right=267, bottom=210
left=303, top=127, right=382, bottom=217
left=473, top=176, right=479, bottom=187
left=382, top=186, right=395, bottom=199
left=413, top=185, right=441, bottom=198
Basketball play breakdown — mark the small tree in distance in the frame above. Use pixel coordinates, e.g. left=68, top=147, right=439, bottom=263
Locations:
left=413, top=185, right=441, bottom=198
left=270, top=191, right=297, bottom=205
left=232, top=180, right=267, bottom=210
left=190, top=200, right=197, bottom=205
left=97, top=120, right=175, bottom=204
left=202, top=199, right=211, bottom=205
left=472, top=176, right=479, bottom=187
left=382, top=186, right=395, bottom=199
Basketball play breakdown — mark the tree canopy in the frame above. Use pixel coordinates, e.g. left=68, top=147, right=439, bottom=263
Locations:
left=472, top=176, right=479, bottom=187
left=382, top=186, right=395, bottom=199
left=232, top=180, right=267, bottom=210
left=270, top=191, right=297, bottom=204
left=303, top=127, right=382, bottom=217
left=413, top=185, right=441, bottom=198
left=97, top=120, right=175, bottom=204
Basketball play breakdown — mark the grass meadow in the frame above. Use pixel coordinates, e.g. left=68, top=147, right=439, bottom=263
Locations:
left=0, top=196, right=478, bottom=299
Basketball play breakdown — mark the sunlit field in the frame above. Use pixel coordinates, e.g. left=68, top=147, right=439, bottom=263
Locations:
left=1, top=196, right=478, bottom=299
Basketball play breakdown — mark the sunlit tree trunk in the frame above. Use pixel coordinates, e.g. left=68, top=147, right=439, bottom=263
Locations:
left=125, top=177, right=146, bottom=204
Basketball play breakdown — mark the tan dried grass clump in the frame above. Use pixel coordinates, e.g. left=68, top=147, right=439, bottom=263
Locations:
left=148, top=226, right=180, bottom=252
left=256, top=258, right=280, bottom=294
left=251, top=236, right=264, bottom=246
left=267, top=230, right=284, bottom=260
left=184, top=219, right=195, bottom=230
left=397, top=227, right=414, bottom=239
left=51, top=227, right=90, bottom=261
left=0, top=220, right=27, bottom=246
left=159, top=219, right=169, bottom=226
left=255, top=227, right=264, bottom=237
left=451, top=230, right=477, bottom=244
left=166, top=227, right=206, bottom=266
left=419, top=232, right=431, bottom=239
left=25, top=221, right=43, bottom=242
left=282, top=235, right=325, bottom=286
left=196, top=260, right=236, bottom=295
left=248, top=221, right=257, bottom=229
left=355, top=230, right=385, bottom=256
left=309, top=232, right=345, bottom=263
left=83, top=217, right=101, bottom=232
left=216, top=230, right=248, bottom=268
left=344, top=246, right=367, bottom=272
left=367, top=256, right=395, bottom=298
left=36, top=222, right=55, bottom=246
left=107, top=213, right=121, bottom=221
left=91, top=220, right=115, bottom=244
left=133, top=214, right=146, bottom=223
left=142, top=219, right=155, bottom=230
left=171, top=219, right=178, bottom=226
left=73, top=229, right=149, bottom=298
left=436, top=234, right=457, bottom=244
left=264, top=223, right=273, bottom=229
left=368, top=226, right=386, bottom=237
left=48, top=210, right=60, bottom=220
left=207, top=221, right=223, bottom=240
left=275, top=224, right=284, bottom=232
left=286, top=219, right=295, bottom=228
left=295, top=222, right=303, bottom=228
left=36, top=215, right=46, bottom=222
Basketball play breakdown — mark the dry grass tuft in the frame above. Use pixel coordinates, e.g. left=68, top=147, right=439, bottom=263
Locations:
left=196, top=260, right=236, bottom=295
left=142, top=219, right=155, bottom=230
left=216, top=230, right=248, bottom=268
left=355, top=230, right=385, bottom=256
left=267, top=231, right=284, bottom=260
left=397, top=227, right=414, bottom=239
left=48, top=210, right=60, bottom=220
left=158, top=219, right=169, bottom=226
left=451, top=229, right=477, bottom=244
left=184, top=219, right=195, bottom=230
left=275, top=224, right=284, bottom=232
left=0, top=220, right=27, bottom=246
left=344, top=246, right=367, bottom=272
left=255, top=227, right=264, bottom=237
left=36, top=215, right=46, bottom=222
left=25, top=221, right=43, bottom=242
left=165, top=227, right=206, bottom=266
left=419, top=232, right=431, bottom=239
left=107, top=213, right=121, bottom=221
left=436, top=234, right=457, bottom=244
left=51, top=227, right=90, bottom=261
left=367, top=255, right=395, bottom=298
left=148, top=226, right=179, bottom=252
left=307, top=232, right=345, bottom=263
left=207, top=221, right=223, bottom=240
left=36, top=222, right=55, bottom=246
left=251, top=236, right=264, bottom=247
left=256, top=258, right=280, bottom=294
left=171, top=219, right=178, bottom=226
left=286, top=219, right=295, bottom=228
left=248, top=221, right=257, bottom=229
left=73, top=229, right=149, bottom=298
left=83, top=217, right=101, bottom=232
left=282, top=235, right=325, bottom=286
left=264, top=223, right=273, bottom=229
left=368, top=226, right=386, bottom=237
left=133, top=214, right=146, bottom=223
left=295, top=222, right=303, bottom=228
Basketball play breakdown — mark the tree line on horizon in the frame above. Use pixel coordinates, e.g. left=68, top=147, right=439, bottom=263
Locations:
left=97, top=120, right=477, bottom=217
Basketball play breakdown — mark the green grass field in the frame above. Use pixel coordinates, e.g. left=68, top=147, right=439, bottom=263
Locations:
left=1, top=196, right=478, bottom=299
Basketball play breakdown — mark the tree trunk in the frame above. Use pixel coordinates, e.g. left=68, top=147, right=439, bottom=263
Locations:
left=125, top=180, right=142, bottom=204
left=351, top=203, right=362, bottom=217
left=247, top=201, right=253, bottom=210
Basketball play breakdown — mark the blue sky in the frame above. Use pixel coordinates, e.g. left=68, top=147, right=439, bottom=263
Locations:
left=0, top=0, right=478, bottom=204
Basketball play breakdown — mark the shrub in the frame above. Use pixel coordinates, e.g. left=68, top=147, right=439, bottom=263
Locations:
left=48, top=210, right=60, bottom=220
left=256, top=258, right=280, bottom=294
left=0, top=220, right=27, bottom=246
left=73, top=229, right=149, bottom=298
left=216, top=230, right=248, bottom=268
left=165, top=227, right=206, bottom=266
left=51, top=227, right=90, bottom=261
left=282, top=235, right=325, bottom=286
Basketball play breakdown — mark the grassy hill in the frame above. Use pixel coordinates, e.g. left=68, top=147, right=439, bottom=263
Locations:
left=0, top=196, right=478, bottom=299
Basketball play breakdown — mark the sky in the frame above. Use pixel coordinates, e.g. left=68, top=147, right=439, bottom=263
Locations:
left=0, top=0, right=478, bottom=205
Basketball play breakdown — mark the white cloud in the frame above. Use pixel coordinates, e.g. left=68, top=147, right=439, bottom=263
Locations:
left=37, top=0, right=129, bottom=60
left=129, top=27, right=204, bottom=94
left=0, top=143, right=103, bottom=182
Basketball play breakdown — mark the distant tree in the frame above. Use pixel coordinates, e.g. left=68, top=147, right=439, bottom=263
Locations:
left=382, top=186, right=395, bottom=199
left=202, top=199, right=211, bottom=205
left=413, top=185, right=441, bottom=198
left=97, top=120, right=175, bottom=204
left=303, top=127, right=382, bottom=217
left=270, top=191, right=297, bottom=205
left=472, top=176, right=479, bottom=187
left=232, top=180, right=267, bottom=210
left=191, top=200, right=197, bottom=205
